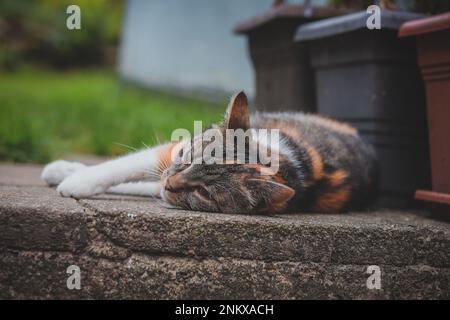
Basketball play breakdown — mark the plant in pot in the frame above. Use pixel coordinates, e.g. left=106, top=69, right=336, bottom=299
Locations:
left=294, top=0, right=438, bottom=208
left=399, top=10, right=450, bottom=218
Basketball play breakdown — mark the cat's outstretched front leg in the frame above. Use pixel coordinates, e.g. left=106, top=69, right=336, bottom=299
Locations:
left=43, top=143, right=175, bottom=199
left=41, top=161, right=162, bottom=197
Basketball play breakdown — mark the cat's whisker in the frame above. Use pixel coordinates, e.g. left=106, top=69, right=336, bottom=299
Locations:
left=158, top=157, right=170, bottom=172
left=139, top=174, right=161, bottom=181
left=132, top=168, right=162, bottom=180
left=152, top=166, right=165, bottom=175
left=142, top=169, right=162, bottom=178
left=163, top=160, right=170, bottom=171
left=113, top=142, right=138, bottom=152
left=156, top=161, right=164, bottom=173
left=144, top=171, right=162, bottom=178
left=143, top=170, right=161, bottom=177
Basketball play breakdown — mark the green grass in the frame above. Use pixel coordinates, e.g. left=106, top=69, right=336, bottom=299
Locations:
left=0, top=67, right=223, bottom=163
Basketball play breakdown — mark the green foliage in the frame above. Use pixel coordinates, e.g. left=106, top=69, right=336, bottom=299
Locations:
left=0, top=68, right=223, bottom=163
left=0, top=0, right=123, bottom=69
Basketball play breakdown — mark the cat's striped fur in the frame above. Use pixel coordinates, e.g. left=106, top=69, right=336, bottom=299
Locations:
left=250, top=112, right=378, bottom=212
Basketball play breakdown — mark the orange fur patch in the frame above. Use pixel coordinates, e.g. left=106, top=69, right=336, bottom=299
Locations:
left=327, top=170, right=348, bottom=187
left=249, top=164, right=287, bottom=184
left=267, top=201, right=289, bottom=213
left=157, top=143, right=177, bottom=172
left=304, top=143, right=324, bottom=181
left=312, top=185, right=351, bottom=213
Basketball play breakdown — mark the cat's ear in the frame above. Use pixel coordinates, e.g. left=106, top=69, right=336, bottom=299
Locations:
left=225, top=91, right=250, bottom=130
left=249, top=179, right=295, bottom=208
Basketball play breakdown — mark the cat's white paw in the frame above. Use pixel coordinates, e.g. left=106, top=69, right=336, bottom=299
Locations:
left=41, top=160, right=86, bottom=186
left=56, top=168, right=107, bottom=199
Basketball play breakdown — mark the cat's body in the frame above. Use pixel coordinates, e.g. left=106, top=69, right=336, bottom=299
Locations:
left=42, top=92, right=378, bottom=214
left=250, top=112, right=377, bottom=212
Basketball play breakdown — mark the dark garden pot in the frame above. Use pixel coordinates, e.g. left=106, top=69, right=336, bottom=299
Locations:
left=295, top=10, right=430, bottom=208
left=234, top=3, right=350, bottom=112
left=399, top=12, right=450, bottom=216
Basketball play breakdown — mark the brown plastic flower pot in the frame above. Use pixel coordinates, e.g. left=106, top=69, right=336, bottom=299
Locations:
left=234, top=2, right=350, bottom=112
left=399, top=12, right=450, bottom=216
left=295, top=10, right=430, bottom=208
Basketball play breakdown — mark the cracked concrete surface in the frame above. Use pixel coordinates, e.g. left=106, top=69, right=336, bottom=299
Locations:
left=0, top=163, right=449, bottom=299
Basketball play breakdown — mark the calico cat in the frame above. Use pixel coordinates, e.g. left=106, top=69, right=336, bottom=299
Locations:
left=41, top=92, right=378, bottom=214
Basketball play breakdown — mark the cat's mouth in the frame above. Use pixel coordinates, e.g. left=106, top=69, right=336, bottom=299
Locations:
left=164, top=184, right=202, bottom=199
left=163, top=174, right=204, bottom=193
left=164, top=181, right=196, bottom=194
left=161, top=186, right=177, bottom=205
left=161, top=176, right=193, bottom=205
left=162, top=176, right=220, bottom=212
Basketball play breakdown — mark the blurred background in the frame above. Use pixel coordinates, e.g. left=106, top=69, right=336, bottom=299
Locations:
left=0, top=0, right=448, bottom=165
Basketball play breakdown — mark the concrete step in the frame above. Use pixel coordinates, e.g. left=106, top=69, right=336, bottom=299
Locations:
left=0, top=164, right=449, bottom=299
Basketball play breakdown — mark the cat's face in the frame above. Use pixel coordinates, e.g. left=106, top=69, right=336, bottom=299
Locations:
left=160, top=92, right=295, bottom=214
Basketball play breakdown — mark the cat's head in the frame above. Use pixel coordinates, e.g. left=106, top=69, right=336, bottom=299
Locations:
left=160, top=92, right=295, bottom=214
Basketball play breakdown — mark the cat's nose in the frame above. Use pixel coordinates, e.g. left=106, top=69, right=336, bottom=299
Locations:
left=165, top=175, right=185, bottom=193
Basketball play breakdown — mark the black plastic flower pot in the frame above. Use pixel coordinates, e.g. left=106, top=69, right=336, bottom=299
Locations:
left=295, top=10, right=430, bottom=208
left=234, top=3, right=351, bottom=113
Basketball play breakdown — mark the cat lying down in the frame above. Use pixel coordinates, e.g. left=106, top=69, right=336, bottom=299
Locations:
left=41, top=91, right=378, bottom=214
